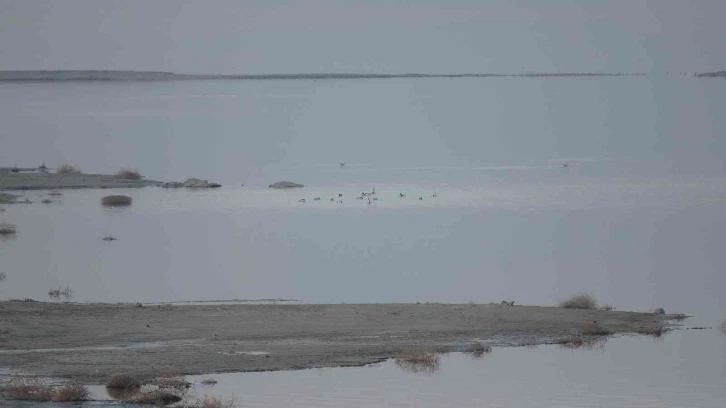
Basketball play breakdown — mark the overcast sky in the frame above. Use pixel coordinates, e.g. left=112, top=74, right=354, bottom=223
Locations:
left=0, top=0, right=724, bottom=74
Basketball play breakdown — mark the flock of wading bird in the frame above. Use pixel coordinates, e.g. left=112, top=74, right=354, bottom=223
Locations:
left=298, top=188, right=440, bottom=204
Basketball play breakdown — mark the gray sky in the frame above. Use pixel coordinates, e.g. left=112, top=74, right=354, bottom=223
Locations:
left=1, top=0, right=724, bottom=74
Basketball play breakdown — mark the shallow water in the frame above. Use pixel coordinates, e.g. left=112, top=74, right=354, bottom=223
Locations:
left=54, top=330, right=716, bottom=407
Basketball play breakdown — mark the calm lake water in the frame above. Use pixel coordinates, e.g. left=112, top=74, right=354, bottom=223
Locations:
left=1, top=77, right=725, bottom=406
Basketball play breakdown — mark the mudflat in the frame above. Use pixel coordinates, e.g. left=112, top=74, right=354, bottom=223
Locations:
left=0, top=301, right=672, bottom=384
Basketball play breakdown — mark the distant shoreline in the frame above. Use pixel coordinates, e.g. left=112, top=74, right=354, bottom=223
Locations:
left=0, top=70, right=722, bottom=82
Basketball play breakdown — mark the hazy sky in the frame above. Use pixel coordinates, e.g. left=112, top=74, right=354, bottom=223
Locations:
left=1, top=0, right=724, bottom=74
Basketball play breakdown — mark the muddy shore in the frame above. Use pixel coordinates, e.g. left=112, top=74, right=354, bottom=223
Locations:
left=0, top=301, right=676, bottom=384
left=0, top=173, right=160, bottom=191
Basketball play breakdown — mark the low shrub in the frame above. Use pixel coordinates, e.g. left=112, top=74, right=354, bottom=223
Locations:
left=113, top=169, right=143, bottom=180
left=106, top=372, right=142, bottom=390
left=558, top=293, right=598, bottom=309
left=52, top=382, right=90, bottom=402
left=57, top=164, right=82, bottom=174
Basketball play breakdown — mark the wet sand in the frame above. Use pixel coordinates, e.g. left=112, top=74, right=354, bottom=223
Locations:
left=0, top=301, right=675, bottom=384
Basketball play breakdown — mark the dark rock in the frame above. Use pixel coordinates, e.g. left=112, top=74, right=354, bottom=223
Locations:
left=269, top=181, right=304, bottom=189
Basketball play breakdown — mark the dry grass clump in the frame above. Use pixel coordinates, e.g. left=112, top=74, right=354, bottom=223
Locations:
left=101, top=195, right=132, bottom=207
left=57, top=164, right=82, bottom=174
left=126, top=389, right=182, bottom=405
left=200, top=378, right=218, bottom=385
left=394, top=348, right=440, bottom=374
left=52, top=381, right=90, bottom=402
left=113, top=168, right=143, bottom=180
left=41, top=199, right=53, bottom=204
left=5, top=377, right=54, bottom=401
left=719, top=320, right=726, bottom=334
left=465, top=342, right=492, bottom=358
left=48, top=191, right=62, bottom=196
left=600, top=304, right=614, bottom=311
left=635, top=326, right=671, bottom=338
left=0, top=272, right=6, bottom=281
left=0, top=222, right=17, bottom=235
left=558, top=293, right=598, bottom=309
left=106, top=372, right=142, bottom=390
left=556, top=335, right=607, bottom=351
left=579, top=320, right=612, bottom=336
left=193, top=395, right=240, bottom=408
left=102, top=235, right=118, bottom=241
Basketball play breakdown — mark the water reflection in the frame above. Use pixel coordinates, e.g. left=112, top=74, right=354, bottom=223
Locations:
left=394, top=348, right=440, bottom=374
left=464, top=343, right=492, bottom=359
left=557, top=335, right=609, bottom=351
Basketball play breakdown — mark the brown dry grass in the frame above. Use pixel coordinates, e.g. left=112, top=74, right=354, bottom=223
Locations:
left=113, top=168, right=143, bottom=180
left=194, top=396, right=240, bottom=408
left=154, top=373, right=191, bottom=390
left=56, top=164, right=82, bottom=174
left=52, top=381, right=90, bottom=402
left=558, top=293, right=598, bottom=309
left=0, top=222, right=17, bottom=235
left=126, top=389, right=182, bottom=405
left=556, top=335, right=608, bottom=351
left=101, top=195, right=132, bottom=207
left=106, top=372, right=142, bottom=389
left=635, top=326, right=671, bottom=338
left=394, top=348, right=440, bottom=373
left=5, top=377, right=54, bottom=401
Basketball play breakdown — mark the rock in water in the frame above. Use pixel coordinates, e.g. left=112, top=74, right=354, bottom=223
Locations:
left=269, top=181, right=304, bottom=189
left=182, top=178, right=211, bottom=188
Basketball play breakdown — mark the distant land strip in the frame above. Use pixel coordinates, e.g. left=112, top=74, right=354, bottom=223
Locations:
left=0, top=70, right=723, bottom=82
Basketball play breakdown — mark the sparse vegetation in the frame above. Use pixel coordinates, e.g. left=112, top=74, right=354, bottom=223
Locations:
left=200, top=378, right=218, bottom=385
left=101, top=195, right=132, bottom=207
left=601, top=304, right=614, bottom=311
left=56, top=164, right=82, bottom=174
left=48, top=191, right=62, bottom=196
left=113, top=168, right=143, bottom=180
left=0, top=222, right=18, bottom=235
left=0, top=272, right=6, bottom=281
left=102, top=235, right=118, bottom=241
left=193, top=395, right=240, bottom=408
left=394, top=348, right=440, bottom=373
left=579, top=320, right=612, bottom=336
left=153, top=373, right=191, bottom=390
left=48, top=284, right=73, bottom=299
left=635, top=326, right=671, bottom=338
left=556, top=335, right=607, bottom=351
left=52, top=382, right=90, bottom=402
left=719, top=320, right=726, bottom=334
left=125, top=388, right=182, bottom=405
left=106, top=372, right=142, bottom=390
left=558, top=293, right=598, bottom=309
left=5, top=377, right=54, bottom=401
left=41, top=199, right=53, bottom=204
left=465, top=342, right=492, bottom=358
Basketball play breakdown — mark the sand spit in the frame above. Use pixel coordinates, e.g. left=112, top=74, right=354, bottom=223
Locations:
left=0, top=301, right=676, bottom=384
left=0, top=173, right=160, bottom=191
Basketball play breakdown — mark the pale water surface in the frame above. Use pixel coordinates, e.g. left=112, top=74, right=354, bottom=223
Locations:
left=1, top=77, right=725, bottom=406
